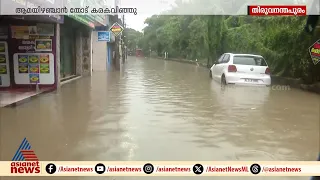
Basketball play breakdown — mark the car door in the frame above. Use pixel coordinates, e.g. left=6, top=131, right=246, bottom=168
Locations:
left=212, top=54, right=225, bottom=80
left=218, top=54, right=230, bottom=77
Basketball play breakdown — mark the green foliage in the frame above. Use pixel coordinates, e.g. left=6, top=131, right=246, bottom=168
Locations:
left=127, top=3, right=320, bottom=83
left=123, top=28, right=143, bottom=51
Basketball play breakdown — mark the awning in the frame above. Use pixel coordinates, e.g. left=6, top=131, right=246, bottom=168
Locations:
left=66, top=0, right=107, bottom=27
left=68, top=15, right=95, bottom=29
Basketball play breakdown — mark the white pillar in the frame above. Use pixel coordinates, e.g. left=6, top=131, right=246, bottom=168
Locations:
left=90, top=30, right=93, bottom=76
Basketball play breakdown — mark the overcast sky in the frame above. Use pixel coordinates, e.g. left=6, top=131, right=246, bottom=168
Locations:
left=118, top=0, right=314, bottom=31
left=125, top=14, right=151, bottom=32
left=121, top=0, right=175, bottom=32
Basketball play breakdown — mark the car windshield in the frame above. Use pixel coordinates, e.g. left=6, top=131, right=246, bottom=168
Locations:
left=233, top=56, right=267, bottom=66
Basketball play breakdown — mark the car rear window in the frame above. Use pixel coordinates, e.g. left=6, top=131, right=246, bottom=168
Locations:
left=233, top=56, right=267, bottom=66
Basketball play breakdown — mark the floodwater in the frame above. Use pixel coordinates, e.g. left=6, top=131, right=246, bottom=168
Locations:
left=0, top=57, right=319, bottom=180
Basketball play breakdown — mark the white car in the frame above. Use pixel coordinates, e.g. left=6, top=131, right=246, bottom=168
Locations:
left=210, top=53, right=271, bottom=86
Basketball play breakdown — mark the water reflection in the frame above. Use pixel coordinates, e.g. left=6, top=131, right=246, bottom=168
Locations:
left=0, top=57, right=318, bottom=180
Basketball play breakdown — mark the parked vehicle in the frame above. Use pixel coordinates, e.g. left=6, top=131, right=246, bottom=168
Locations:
left=210, top=53, right=271, bottom=86
left=136, top=49, right=143, bottom=57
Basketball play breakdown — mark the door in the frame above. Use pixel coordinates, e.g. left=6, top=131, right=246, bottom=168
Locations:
left=212, top=54, right=225, bottom=80
left=60, top=26, right=75, bottom=78
left=218, top=54, right=230, bottom=76
left=107, top=45, right=112, bottom=69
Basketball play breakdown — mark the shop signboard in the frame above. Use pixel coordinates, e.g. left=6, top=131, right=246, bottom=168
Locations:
left=9, top=15, right=64, bottom=24
left=68, top=15, right=95, bottom=29
left=0, top=42, right=10, bottom=87
left=40, top=15, right=64, bottom=24
left=86, top=15, right=106, bottom=26
left=11, top=24, right=55, bottom=85
left=11, top=24, right=54, bottom=39
left=94, top=15, right=107, bottom=26
left=67, top=0, right=106, bottom=27
left=109, top=22, right=124, bottom=37
left=97, top=31, right=110, bottom=42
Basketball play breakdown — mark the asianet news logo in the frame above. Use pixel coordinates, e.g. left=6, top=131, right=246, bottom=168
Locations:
left=11, top=138, right=40, bottom=174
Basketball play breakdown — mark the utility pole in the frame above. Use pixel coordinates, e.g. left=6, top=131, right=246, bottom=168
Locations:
left=114, top=0, right=120, bottom=70
left=122, top=14, right=126, bottom=63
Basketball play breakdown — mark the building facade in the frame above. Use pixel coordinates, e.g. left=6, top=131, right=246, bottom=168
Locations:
left=92, top=15, right=115, bottom=72
left=0, top=12, right=110, bottom=93
left=0, top=0, right=114, bottom=107
left=0, top=15, right=105, bottom=91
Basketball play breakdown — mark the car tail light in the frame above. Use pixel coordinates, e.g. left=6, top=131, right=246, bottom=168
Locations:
left=265, top=67, right=270, bottom=74
left=228, top=65, right=237, bottom=72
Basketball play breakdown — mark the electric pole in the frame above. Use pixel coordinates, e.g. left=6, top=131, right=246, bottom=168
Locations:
left=121, top=14, right=126, bottom=63
left=114, top=0, right=120, bottom=70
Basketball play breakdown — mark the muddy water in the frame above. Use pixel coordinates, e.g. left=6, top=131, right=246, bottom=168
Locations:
left=0, top=57, right=319, bottom=180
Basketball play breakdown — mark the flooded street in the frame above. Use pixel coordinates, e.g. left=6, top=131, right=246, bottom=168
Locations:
left=0, top=57, right=319, bottom=180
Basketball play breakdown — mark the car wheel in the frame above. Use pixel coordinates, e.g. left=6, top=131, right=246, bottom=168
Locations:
left=221, top=75, right=227, bottom=85
left=209, top=70, right=212, bottom=78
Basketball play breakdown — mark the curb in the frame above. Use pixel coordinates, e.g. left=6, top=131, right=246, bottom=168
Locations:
left=154, top=57, right=208, bottom=68
left=2, top=88, right=56, bottom=108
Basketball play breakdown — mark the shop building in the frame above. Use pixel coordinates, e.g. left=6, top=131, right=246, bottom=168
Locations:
left=0, top=14, right=106, bottom=107
left=58, top=15, right=96, bottom=85
left=92, top=15, right=115, bottom=71
left=0, top=16, right=60, bottom=92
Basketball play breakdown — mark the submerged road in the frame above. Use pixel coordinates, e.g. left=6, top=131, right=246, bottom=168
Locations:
left=0, top=56, right=319, bottom=180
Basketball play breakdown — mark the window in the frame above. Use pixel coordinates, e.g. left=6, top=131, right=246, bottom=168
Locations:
left=233, top=56, right=267, bottom=66
left=217, top=54, right=225, bottom=64
left=222, top=54, right=230, bottom=63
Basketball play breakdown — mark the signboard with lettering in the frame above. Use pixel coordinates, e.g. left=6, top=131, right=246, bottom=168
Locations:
left=11, top=24, right=54, bottom=40
left=68, top=15, right=95, bottom=29
left=0, top=41, right=10, bottom=87
left=97, top=31, right=110, bottom=42
left=13, top=53, right=54, bottom=85
left=10, top=25, right=55, bottom=85
left=309, top=39, right=320, bottom=65
left=109, top=22, right=124, bottom=37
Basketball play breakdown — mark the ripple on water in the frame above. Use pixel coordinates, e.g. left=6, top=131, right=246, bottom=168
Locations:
left=0, top=57, right=318, bottom=165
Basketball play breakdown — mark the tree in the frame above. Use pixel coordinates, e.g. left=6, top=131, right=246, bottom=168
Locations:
left=126, top=0, right=320, bottom=83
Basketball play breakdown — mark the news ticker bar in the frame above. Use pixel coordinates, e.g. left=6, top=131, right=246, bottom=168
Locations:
left=0, top=0, right=319, bottom=16
left=4, top=5, right=311, bottom=16
left=3, top=161, right=320, bottom=176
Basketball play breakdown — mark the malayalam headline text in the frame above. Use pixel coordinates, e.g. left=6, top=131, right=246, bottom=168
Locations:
left=15, top=6, right=138, bottom=15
